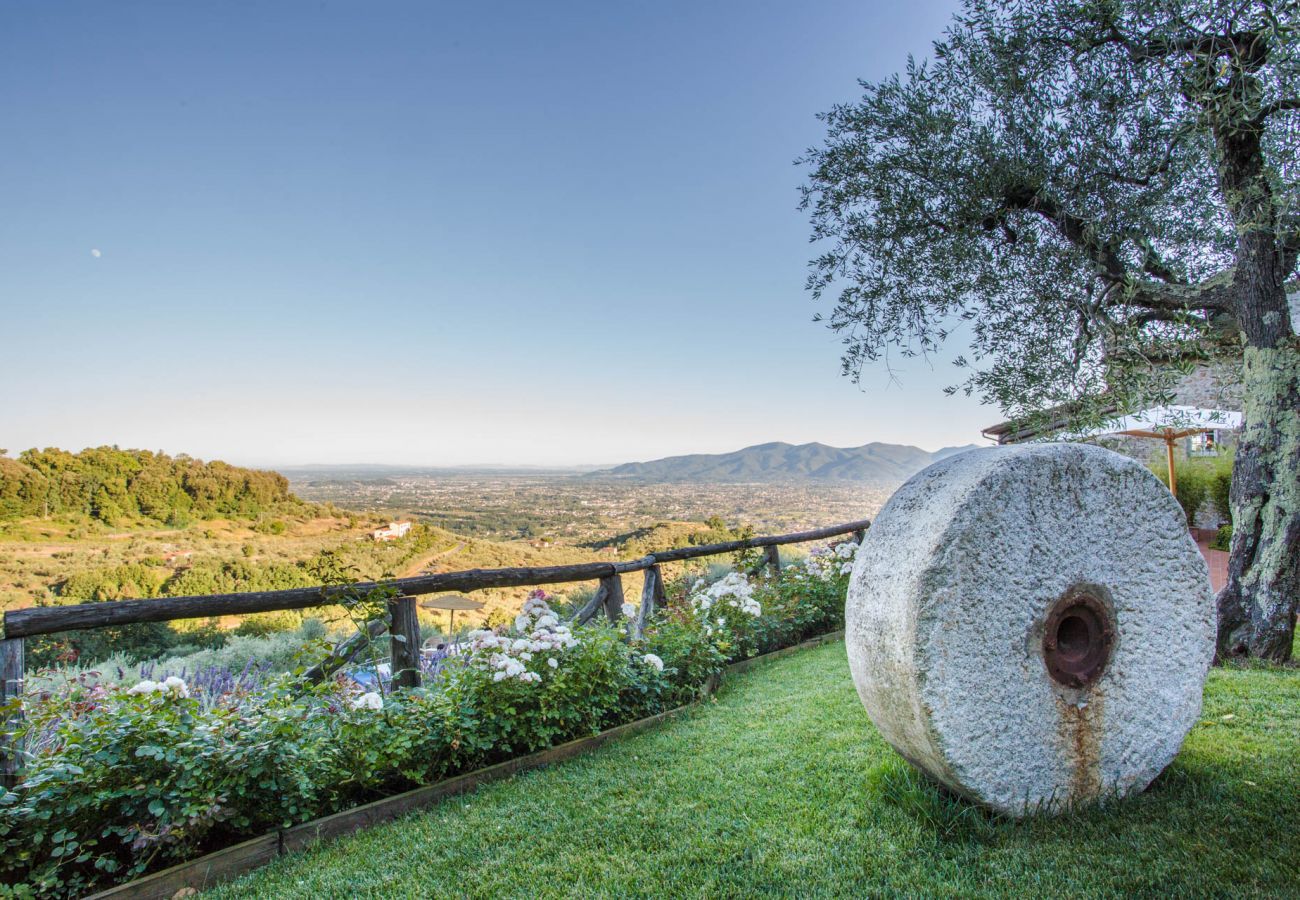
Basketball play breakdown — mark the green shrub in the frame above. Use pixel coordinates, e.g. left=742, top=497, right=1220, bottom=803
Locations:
left=1149, top=456, right=1223, bottom=527
left=60, top=563, right=166, bottom=602
left=0, top=680, right=345, bottom=896
left=1208, top=453, right=1234, bottom=524
left=643, top=612, right=726, bottom=706
left=28, top=622, right=184, bottom=669
left=233, top=611, right=301, bottom=637
left=1211, top=524, right=1233, bottom=552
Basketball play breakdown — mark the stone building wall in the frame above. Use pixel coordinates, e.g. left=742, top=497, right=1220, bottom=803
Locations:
left=1169, top=358, right=1245, bottom=409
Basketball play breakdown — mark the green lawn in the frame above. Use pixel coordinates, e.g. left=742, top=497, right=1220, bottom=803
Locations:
left=213, top=641, right=1300, bottom=898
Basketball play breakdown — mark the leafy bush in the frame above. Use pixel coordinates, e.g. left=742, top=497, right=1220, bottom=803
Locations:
left=233, top=611, right=301, bottom=638
left=27, top=621, right=328, bottom=693
left=1, top=679, right=351, bottom=895
left=642, top=611, right=726, bottom=706
left=1149, top=454, right=1235, bottom=528
left=60, top=564, right=165, bottom=602
left=1207, top=453, right=1234, bottom=524
left=1211, top=524, right=1233, bottom=552
left=28, top=622, right=185, bottom=670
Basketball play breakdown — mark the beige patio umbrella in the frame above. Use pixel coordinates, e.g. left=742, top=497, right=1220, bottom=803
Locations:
left=1066, top=406, right=1242, bottom=498
left=419, top=593, right=484, bottom=639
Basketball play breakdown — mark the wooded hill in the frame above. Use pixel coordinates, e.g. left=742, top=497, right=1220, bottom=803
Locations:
left=0, top=447, right=303, bottom=525
left=594, top=441, right=980, bottom=483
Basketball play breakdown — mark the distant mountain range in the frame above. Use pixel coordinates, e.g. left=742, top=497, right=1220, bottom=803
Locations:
left=591, top=441, right=981, bottom=484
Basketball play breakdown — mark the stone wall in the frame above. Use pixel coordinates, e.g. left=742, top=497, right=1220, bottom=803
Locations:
left=1169, top=359, right=1245, bottom=409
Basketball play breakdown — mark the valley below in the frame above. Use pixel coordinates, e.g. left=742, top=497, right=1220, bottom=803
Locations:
left=0, top=468, right=894, bottom=641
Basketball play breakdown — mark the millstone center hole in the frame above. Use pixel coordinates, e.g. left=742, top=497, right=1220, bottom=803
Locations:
left=1056, top=614, right=1091, bottom=660
left=1043, top=591, right=1114, bottom=689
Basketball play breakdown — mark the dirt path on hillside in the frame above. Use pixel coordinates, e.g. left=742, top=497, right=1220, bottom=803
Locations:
left=400, top=541, right=466, bottom=578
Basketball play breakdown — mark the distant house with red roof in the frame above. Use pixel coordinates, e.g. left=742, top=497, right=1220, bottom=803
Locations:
left=370, top=521, right=412, bottom=542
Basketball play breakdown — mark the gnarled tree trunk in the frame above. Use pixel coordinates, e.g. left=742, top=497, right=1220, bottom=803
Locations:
left=1215, top=214, right=1300, bottom=661
left=1210, top=83, right=1300, bottom=664
left=1216, top=340, right=1300, bottom=661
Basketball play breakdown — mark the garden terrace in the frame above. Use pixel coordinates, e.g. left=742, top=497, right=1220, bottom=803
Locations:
left=0, top=520, right=868, bottom=895
left=211, top=639, right=1300, bottom=898
left=0, top=519, right=869, bottom=755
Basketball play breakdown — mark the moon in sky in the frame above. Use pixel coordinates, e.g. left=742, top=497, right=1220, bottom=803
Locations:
left=90, top=248, right=102, bottom=258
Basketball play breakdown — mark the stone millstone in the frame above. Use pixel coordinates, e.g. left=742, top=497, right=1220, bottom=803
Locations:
left=846, top=443, right=1215, bottom=816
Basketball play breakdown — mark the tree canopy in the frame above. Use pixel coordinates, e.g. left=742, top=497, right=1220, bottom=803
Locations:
left=802, top=0, right=1297, bottom=418
left=0, top=447, right=302, bottom=525
left=802, top=0, right=1300, bottom=660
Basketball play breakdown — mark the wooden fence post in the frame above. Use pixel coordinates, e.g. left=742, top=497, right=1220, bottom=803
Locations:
left=570, top=586, right=604, bottom=625
left=1, top=637, right=24, bottom=789
left=633, top=564, right=665, bottom=639
left=388, top=596, right=421, bottom=690
left=600, top=574, right=625, bottom=623
left=571, top=574, right=628, bottom=626
left=764, top=545, right=782, bottom=580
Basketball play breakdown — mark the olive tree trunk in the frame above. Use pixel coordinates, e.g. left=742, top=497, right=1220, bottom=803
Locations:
left=1215, top=221, right=1300, bottom=661
left=1210, top=93, right=1300, bottom=664
left=1216, top=341, right=1300, bottom=661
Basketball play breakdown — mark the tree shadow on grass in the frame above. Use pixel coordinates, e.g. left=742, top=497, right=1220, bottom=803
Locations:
left=861, top=745, right=1299, bottom=893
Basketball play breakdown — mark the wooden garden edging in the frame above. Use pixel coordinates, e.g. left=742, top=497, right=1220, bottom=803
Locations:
left=83, top=631, right=846, bottom=900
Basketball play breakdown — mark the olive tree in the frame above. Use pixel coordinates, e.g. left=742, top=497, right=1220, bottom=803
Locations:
left=801, top=0, right=1299, bottom=660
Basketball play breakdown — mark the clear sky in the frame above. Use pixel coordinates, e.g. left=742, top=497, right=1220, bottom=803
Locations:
left=1, top=0, right=991, bottom=468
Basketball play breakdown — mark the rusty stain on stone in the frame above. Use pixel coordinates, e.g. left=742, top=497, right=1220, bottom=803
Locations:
left=1044, top=586, right=1112, bottom=803
left=1055, top=688, right=1104, bottom=802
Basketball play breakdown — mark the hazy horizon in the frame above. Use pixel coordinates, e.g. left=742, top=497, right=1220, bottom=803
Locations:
left=1, top=434, right=990, bottom=473
left=2, top=1, right=993, bottom=465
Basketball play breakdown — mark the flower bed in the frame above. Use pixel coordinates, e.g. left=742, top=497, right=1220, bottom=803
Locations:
left=0, top=544, right=856, bottom=898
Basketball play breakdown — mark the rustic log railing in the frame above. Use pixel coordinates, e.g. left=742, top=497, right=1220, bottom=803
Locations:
left=0, top=518, right=868, bottom=786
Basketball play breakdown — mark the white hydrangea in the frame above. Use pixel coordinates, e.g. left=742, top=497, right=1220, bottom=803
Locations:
left=162, top=676, right=190, bottom=698
left=620, top=602, right=638, bottom=619
left=467, top=591, right=578, bottom=684
left=127, top=676, right=189, bottom=698
left=642, top=653, right=664, bottom=672
left=349, top=691, right=384, bottom=710
left=834, top=539, right=859, bottom=574
left=690, top=571, right=760, bottom=617
left=802, top=540, right=858, bottom=581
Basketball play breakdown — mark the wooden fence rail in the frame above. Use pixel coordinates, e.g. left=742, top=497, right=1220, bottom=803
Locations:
left=0, top=519, right=870, bottom=640
left=0, top=517, right=868, bottom=787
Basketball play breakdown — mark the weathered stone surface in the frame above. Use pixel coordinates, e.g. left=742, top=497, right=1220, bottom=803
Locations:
left=846, top=444, right=1214, bottom=816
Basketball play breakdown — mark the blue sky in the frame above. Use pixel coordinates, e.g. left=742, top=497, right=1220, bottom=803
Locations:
left=0, top=0, right=990, bottom=467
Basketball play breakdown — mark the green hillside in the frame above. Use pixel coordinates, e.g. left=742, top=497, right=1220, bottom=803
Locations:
left=583, top=517, right=753, bottom=556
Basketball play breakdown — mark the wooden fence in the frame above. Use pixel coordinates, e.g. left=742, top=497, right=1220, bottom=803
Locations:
left=0, top=518, right=869, bottom=786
